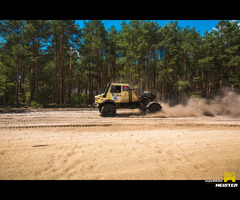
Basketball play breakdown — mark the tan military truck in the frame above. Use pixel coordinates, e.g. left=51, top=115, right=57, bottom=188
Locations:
left=94, top=82, right=162, bottom=117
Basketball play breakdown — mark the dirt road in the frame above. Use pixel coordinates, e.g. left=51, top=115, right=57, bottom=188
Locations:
left=0, top=108, right=239, bottom=180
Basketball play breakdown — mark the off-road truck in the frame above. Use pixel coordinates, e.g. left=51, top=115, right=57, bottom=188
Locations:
left=94, top=82, right=162, bottom=117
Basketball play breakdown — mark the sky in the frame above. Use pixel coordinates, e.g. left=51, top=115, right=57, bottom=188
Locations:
left=0, top=20, right=238, bottom=44
left=76, top=20, right=239, bottom=36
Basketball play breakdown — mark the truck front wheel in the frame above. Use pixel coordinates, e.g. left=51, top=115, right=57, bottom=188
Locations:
left=99, top=105, right=102, bottom=113
left=101, top=103, right=116, bottom=117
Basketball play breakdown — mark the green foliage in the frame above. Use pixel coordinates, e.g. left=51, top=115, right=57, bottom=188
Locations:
left=70, top=94, right=88, bottom=106
left=177, top=81, right=190, bottom=90
left=0, top=20, right=240, bottom=106
left=0, top=62, right=7, bottom=96
left=30, top=100, right=43, bottom=108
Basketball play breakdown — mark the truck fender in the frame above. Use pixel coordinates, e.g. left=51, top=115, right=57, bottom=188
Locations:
left=102, top=99, right=116, bottom=107
left=146, top=101, right=162, bottom=109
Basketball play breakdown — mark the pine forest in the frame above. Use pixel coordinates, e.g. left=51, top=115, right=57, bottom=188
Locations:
left=1, top=20, right=240, bottom=107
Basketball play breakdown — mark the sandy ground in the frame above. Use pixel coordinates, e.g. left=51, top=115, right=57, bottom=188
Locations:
left=0, top=108, right=240, bottom=180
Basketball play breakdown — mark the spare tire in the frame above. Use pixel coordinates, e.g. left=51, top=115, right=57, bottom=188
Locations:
left=101, top=103, right=116, bottom=117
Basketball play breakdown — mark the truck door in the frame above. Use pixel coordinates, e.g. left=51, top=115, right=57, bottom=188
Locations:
left=110, top=85, right=121, bottom=102
left=121, top=85, right=129, bottom=103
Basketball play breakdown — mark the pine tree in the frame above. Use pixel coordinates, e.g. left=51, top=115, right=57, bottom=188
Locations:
left=23, top=20, right=50, bottom=102
left=80, top=20, right=108, bottom=104
left=50, top=20, right=80, bottom=104
left=1, top=20, right=240, bottom=106
left=106, top=25, right=119, bottom=83
left=0, top=20, right=25, bottom=104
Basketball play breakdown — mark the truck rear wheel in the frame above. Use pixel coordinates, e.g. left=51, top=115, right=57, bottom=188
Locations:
left=101, top=103, right=116, bottom=117
left=149, top=103, right=162, bottom=113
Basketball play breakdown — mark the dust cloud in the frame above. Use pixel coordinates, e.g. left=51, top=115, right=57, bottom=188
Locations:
left=155, top=90, right=240, bottom=118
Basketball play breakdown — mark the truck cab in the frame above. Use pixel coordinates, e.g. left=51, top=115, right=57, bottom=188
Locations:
left=94, top=83, right=140, bottom=106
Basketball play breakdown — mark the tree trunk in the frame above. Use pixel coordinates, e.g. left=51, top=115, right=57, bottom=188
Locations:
left=68, top=53, right=72, bottom=104
left=30, top=40, right=36, bottom=102
left=15, top=55, right=19, bottom=104
left=152, top=48, right=156, bottom=90
left=59, top=28, right=63, bottom=104
left=55, top=32, right=59, bottom=104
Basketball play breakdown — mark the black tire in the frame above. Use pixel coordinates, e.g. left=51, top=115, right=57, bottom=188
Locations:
left=101, top=103, right=116, bottom=117
left=149, top=103, right=162, bottom=113
left=99, top=105, right=102, bottom=113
